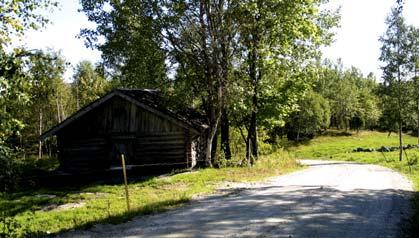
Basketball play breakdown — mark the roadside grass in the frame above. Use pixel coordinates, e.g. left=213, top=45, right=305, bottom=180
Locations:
left=288, top=130, right=419, bottom=236
left=0, top=150, right=299, bottom=237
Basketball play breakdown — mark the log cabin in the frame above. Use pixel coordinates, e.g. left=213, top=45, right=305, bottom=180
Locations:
left=40, top=89, right=208, bottom=174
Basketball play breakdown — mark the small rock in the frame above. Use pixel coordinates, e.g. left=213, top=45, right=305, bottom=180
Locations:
left=35, top=194, right=57, bottom=199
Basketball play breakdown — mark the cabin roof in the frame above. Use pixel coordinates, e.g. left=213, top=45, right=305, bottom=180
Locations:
left=40, top=89, right=207, bottom=141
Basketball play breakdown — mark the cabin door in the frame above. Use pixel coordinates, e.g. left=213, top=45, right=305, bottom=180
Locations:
left=110, top=139, right=134, bottom=167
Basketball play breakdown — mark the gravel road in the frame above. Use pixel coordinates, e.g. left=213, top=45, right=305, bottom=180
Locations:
left=61, top=160, right=414, bottom=238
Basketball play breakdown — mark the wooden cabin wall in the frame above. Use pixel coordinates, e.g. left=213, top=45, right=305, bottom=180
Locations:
left=57, top=96, right=196, bottom=172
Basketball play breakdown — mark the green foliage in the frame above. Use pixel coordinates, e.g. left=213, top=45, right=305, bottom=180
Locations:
left=378, top=3, right=419, bottom=160
left=18, top=50, right=72, bottom=152
left=315, top=60, right=381, bottom=131
left=0, top=0, right=58, bottom=161
left=79, top=0, right=167, bottom=88
left=0, top=0, right=57, bottom=48
left=79, top=0, right=340, bottom=162
left=0, top=212, right=22, bottom=238
left=286, top=90, right=330, bottom=141
left=407, top=152, right=419, bottom=173
left=231, top=0, right=340, bottom=129
left=0, top=145, right=20, bottom=192
left=72, top=60, right=109, bottom=109
left=0, top=49, right=31, bottom=144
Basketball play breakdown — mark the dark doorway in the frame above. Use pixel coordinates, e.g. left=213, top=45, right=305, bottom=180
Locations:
left=110, top=138, right=134, bottom=167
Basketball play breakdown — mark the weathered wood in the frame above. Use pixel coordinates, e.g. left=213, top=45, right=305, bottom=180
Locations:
left=116, top=92, right=200, bottom=135
left=44, top=91, right=205, bottom=173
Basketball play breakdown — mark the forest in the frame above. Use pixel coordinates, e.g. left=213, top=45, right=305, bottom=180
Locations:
left=0, top=0, right=418, bottom=192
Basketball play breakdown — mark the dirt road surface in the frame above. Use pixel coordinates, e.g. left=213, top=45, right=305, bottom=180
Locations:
left=60, top=160, right=414, bottom=238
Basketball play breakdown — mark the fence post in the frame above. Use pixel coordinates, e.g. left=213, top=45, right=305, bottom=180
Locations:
left=121, top=154, right=131, bottom=211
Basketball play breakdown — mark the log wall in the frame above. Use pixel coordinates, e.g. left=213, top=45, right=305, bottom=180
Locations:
left=56, top=96, right=198, bottom=173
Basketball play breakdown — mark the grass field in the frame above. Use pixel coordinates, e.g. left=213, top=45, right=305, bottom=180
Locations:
left=289, top=130, right=419, bottom=236
left=0, top=150, right=299, bottom=237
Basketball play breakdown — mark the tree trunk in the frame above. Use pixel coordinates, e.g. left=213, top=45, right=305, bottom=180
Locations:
left=248, top=108, right=258, bottom=160
left=416, top=75, right=419, bottom=145
left=76, top=83, right=80, bottom=110
left=60, top=93, right=66, bottom=120
left=246, top=26, right=259, bottom=163
left=204, top=111, right=221, bottom=167
left=38, top=110, right=43, bottom=159
left=397, top=60, right=403, bottom=161
left=245, top=137, right=251, bottom=166
left=220, top=108, right=231, bottom=160
left=417, top=95, right=419, bottom=145
left=211, top=129, right=218, bottom=164
left=247, top=93, right=258, bottom=165
left=296, top=124, right=301, bottom=142
left=56, top=96, right=62, bottom=123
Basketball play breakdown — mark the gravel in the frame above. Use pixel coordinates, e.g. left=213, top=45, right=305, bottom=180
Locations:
left=59, top=160, right=414, bottom=238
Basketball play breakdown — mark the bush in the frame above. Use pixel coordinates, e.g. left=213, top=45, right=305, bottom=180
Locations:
left=0, top=213, right=21, bottom=238
left=0, top=145, right=21, bottom=192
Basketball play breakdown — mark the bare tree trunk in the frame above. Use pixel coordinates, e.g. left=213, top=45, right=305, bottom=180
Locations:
left=56, top=96, right=61, bottom=123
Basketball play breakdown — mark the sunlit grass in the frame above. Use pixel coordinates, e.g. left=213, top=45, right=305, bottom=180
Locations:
left=0, top=150, right=300, bottom=237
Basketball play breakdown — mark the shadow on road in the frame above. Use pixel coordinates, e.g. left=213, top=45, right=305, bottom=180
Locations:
left=59, top=185, right=415, bottom=238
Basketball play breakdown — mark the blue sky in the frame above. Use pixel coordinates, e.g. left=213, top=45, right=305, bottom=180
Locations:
left=16, top=0, right=419, bottom=82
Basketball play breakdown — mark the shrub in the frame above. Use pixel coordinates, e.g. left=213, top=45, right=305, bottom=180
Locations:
left=0, top=212, right=21, bottom=238
left=0, top=145, right=21, bottom=192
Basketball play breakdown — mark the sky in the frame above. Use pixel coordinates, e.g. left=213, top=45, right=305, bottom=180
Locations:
left=322, top=0, right=419, bottom=80
left=16, top=0, right=419, bottom=82
left=17, top=1, right=101, bottom=82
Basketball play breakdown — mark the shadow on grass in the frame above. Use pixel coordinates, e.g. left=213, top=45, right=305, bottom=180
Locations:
left=282, top=131, right=353, bottom=149
left=321, top=130, right=353, bottom=137
left=0, top=173, right=159, bottom=217
left=55, top=186, right=416, bottom=238
left=16, top=198, right=189, bottom=237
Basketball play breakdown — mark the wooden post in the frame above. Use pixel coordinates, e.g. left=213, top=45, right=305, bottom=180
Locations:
left=121, top=154, right=131, bottom=211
